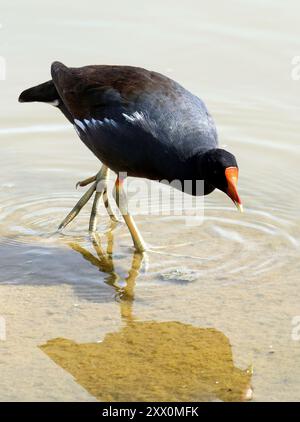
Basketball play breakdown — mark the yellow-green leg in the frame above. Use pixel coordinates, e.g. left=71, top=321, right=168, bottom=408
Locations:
left=103, top=188, right=120, bottom=223
left=58, top=165, right=118, bottom=231
left=58, top=180, right=97, bottom=230
left=88, top=166, right=109, bottom=232
left=77, top=168, right=120, bottom=223
left=113, top=177, right=147, bottom=253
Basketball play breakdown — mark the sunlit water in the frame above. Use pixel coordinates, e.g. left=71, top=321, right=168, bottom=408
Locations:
left=0, top=0, right=300, bottom=401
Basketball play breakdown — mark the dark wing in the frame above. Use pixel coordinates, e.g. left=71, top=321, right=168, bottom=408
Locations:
left=50, top=61, right=174, bottom=119
left=19, top=62, right=218, bottom=179
left=50, top=62, right=218, bottom=178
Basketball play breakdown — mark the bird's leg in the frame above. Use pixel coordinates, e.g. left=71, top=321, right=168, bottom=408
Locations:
left=76, top=174, right=97, bottom=189
left=89, top=166, right=110, bottom=232
left=103, top=187, right=120, bottom=223
left=76, top=170, right=120, bottom=223
left=58, top=181, right=97, bottom=230
left=58, top=165, right=107, bottom=231
left=113, top=177, right=147, bottom=253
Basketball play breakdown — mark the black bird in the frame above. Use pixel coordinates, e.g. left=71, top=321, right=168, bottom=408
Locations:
left=19, top=62, right=242, bottom=252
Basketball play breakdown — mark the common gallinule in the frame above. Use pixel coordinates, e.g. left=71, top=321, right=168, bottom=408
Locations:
left=19, top=62, right=242, bottom=253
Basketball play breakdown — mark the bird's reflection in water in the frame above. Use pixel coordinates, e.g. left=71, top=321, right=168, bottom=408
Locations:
left=68, top=231, right=140, bottom=321
left=40, top=230, right=253, bottom=402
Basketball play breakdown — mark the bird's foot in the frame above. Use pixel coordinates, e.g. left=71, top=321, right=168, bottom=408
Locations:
left=58, top=166, right=121, bottom=232
left=76, top=174, right=97, bottom=189
left=58, top=181, right=97, bottom=230
left=103, top=189, right=122, bottom=224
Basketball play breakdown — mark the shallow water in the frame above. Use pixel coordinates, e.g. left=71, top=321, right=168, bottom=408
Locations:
left=0, top=0, right=300, bottom=401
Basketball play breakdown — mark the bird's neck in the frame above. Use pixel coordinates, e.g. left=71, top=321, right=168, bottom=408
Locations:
left=159, top=150, right=215, bottom=196
left=186, top=149, right=216, bottom=196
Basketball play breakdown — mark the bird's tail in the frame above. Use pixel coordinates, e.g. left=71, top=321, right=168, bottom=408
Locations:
left=18, top=80, right=59, bottom=104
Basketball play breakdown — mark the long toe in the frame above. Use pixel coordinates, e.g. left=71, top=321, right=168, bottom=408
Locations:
left=76, top=174, right=97, bottom=189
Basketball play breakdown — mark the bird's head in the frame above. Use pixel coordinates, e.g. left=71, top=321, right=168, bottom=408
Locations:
left=201, top=148, right=243, bottom=212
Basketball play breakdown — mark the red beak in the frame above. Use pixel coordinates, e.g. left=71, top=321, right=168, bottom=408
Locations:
left=225, top=167, right=243, bottom=212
